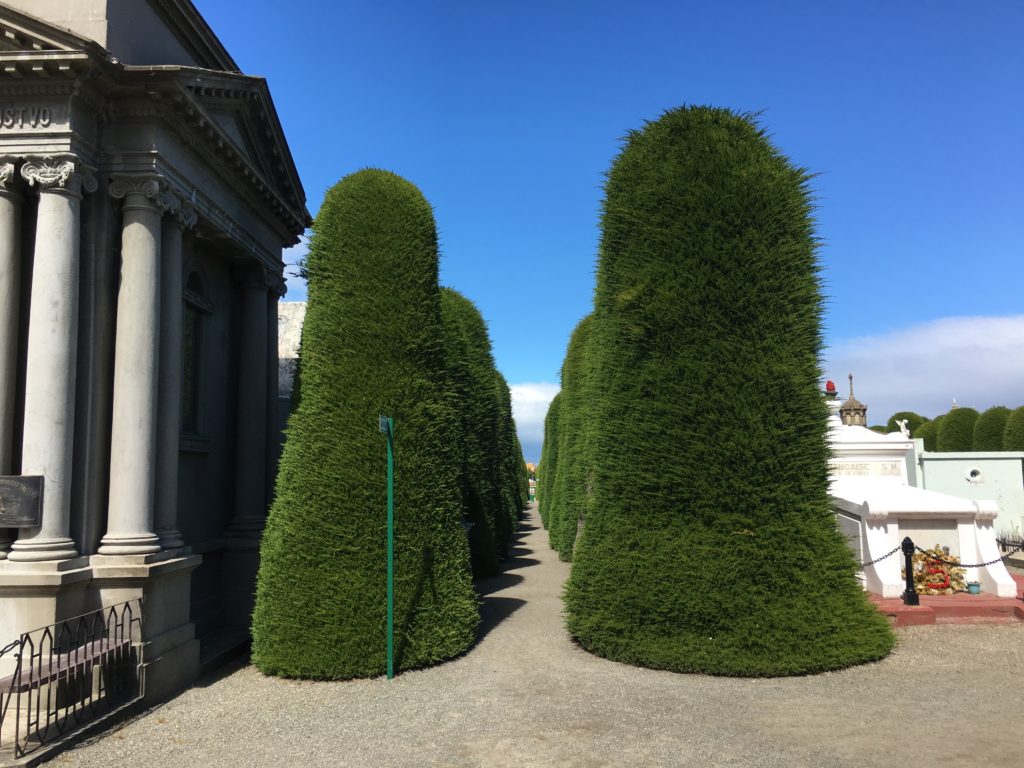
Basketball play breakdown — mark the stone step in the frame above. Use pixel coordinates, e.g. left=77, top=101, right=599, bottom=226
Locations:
left=870, top=573, right=1024, bottom=627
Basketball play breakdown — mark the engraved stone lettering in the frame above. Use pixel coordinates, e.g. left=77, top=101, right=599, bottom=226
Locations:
left=0, top=105, right=53, bottom=129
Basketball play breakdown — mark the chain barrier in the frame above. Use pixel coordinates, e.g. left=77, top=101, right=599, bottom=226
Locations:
left=856, top=539, right=1023, bottom=570
left=914, top=543, right=1024, bottom=570
left=860, top=545, right=900, bottom=568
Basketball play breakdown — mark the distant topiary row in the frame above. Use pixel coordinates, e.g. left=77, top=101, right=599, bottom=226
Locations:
left=542, top=315, right=596, bottom=561
left=546, top=106, right=893, bottom=676
left=882, top=405, right=1024, bottom=452
left=253, top=169, right=526, bottom=680
left=440, top=288, right=524, bottom=577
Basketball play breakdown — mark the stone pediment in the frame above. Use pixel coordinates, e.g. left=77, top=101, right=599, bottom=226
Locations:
left=0, top=1, right=237, bottom=70
left=0, top=4, right=101, bottom=56
left=146, top=67, right=308, bottom=235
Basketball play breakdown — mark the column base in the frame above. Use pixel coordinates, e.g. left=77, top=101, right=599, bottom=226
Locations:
left=157, top=528, right=185, bottom=549
left=7, top=535, right=78, bottom=562
left=97, top=532, right=162, bottom=556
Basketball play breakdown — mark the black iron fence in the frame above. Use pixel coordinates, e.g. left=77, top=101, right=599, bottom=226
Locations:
left=0, top=600, right=143, bottom=760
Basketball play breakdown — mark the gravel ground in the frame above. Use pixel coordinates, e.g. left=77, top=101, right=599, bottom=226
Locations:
left=60, top=505, right=1024, bottom=768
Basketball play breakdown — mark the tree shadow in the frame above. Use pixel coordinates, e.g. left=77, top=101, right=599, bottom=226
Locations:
left=475, top=571, right=524, bottom=596
left=503, top=556, right=541, bottom=571
left=475, top=596, right=525, bottom=644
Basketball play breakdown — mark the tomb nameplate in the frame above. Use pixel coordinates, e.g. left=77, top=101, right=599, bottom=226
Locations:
left=829, top=461, right=902, bottom=478
left=0, top=476, right=43, bottom=526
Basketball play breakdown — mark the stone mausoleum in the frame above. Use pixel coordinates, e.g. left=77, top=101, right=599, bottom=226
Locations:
left=0, top=0, right=308, bottom=698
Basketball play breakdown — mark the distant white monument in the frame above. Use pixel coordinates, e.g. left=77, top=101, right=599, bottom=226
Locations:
left=827, top=393, right=1016, bottom=598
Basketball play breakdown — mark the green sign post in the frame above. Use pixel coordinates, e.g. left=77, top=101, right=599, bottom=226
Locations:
left=379, top=414, right=395, bottom=680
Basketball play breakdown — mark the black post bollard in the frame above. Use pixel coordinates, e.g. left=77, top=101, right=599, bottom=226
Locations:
left=902, top=536, right=919, bottom=606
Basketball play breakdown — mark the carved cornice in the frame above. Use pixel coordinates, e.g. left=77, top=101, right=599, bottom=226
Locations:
left=20, top=154, right=97, bottom=196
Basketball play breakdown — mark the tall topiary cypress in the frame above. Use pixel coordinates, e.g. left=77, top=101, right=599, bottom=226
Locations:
left=547, top=315, right=595, bottom=561
left=915, top=416, right=940, bottom=452
left=565, top=106, right=893, bottom=676
left=972, top=406, right=1011, bottom=451
left=1003, top=407, right=1024, bottom=452
left=936, top=407, right=979, bottom=452
left=537, top=393, right=563, bottom=529
left=440, top=287, right=508, bottom=577
left=252, top=169, right=478, bottom=679
left=494, top=372, right=526, bottom=536
left=885, top=411, right=929, bottom=436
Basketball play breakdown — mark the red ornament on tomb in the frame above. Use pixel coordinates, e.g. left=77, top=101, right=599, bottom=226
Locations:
left=825, top=380, right=836, bottom=393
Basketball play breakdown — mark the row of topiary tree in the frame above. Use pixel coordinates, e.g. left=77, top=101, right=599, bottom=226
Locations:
left=878, top=406, right=1024, bottom=452
left=538, top=106, right=894, bottom=676
left=252, top=169, right=528, bottom=680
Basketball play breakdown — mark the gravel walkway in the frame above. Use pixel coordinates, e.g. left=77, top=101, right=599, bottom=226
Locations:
left=61, top=505, right=1024, bottom=767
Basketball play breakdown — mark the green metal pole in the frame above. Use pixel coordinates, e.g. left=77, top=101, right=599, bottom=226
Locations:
left=385, top=416, right=395, bottom=680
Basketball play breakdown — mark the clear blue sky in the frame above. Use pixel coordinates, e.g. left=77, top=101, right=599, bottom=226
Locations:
left=195, top=0, right=1024, bottom=460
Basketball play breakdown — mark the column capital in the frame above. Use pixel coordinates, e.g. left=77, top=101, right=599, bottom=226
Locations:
left=0, top=156, right=22, bottom=197
left=21, top=154, right=97, bottom=198
left=159, top=188, right=198, bottom=230
left=234, top=263, right=281, bottom=293
left=109, top=173, right=165, bottom=212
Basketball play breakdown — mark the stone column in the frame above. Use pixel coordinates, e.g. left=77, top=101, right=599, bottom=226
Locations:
left=0, top=158, right=22, bottom=560
left=9, top=155, right=96, bottom=562
left=227, top=265, right=270, bottom=537
left=154, top=195, right=196, bottom=550
left=264, top=275, right=285, bottom=508
left=98, top=175, right=165, bottom=556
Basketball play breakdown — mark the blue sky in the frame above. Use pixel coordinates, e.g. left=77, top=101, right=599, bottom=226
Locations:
left=195, top=0, right=1024, bottom=462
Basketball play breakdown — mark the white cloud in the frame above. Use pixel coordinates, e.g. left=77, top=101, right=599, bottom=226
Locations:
left=281, top=235, right=309, bottom=301
left=825, top=315, right=1024, bottom=422
left=510, top=381, right=560, bottom=461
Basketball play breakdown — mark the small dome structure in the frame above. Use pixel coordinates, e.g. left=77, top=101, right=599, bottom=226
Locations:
left=840, top=373, right=868, bottom=427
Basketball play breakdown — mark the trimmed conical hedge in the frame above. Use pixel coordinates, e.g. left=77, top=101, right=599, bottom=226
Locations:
left=440, top=287, right=509, bottom=577
left=537, top=393, right=563, bottom=529
left=885, top=411, right=928, bottom=436
left=936, top=407, right=979, bottom=452
left=915, top=417, right=940, bottom=451
left=1004, top=407, right=1024, bottom=452
left=252, top=169, right=478, bottom=679
left=564, top=106, right=894, bottom=676
left=494, top=371, right=527, bottom=539
left=547, top=314, right=595, bottom=561
left=972, top=406, right=1010, bottom=451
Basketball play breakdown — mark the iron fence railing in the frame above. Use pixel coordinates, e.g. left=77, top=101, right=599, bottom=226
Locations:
left=0, top=600, right=143, bottom=760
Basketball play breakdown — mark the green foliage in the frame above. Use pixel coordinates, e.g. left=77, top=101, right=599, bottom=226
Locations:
left=936, top=408, right=979, bottom=452
left=914, top=417, right=940, bottom=452
left=537, top=393, right=563, bottom=529
left=252, top=169, right=478, bottom=679
left=867, top=426, right=888, bottom=434
left=884, top=411, right=929, bottom=436
left=972, top=406, right=1011, bottom=451
left=970, top=405, right=1011, bottom=454
left=565, top=106, right=893, bottom=676
left=440, top=288, right=512, bottom=577
left=547, top=315, right=596, bottom=561
left=494, top=371, right=525, bottom=544
left=1004, top=407, right=1024, bottom=452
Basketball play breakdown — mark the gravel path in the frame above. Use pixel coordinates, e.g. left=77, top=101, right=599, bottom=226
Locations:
left=61, top=505, right=1024, bottom=767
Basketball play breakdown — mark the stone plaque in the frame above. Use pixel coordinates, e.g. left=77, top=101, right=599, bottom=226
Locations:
left=829, top=461, right=902, bottom=478
left=0, top=476, right=43, bottom=527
